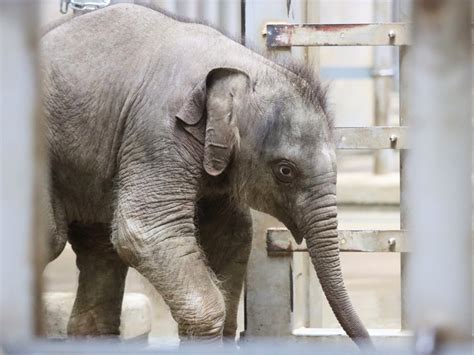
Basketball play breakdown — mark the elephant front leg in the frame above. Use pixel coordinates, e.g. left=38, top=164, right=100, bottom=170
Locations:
left=197, top=197, right=253, bottom=341
left=67, top=223, right=128, bottom=337
left=113, top=191, right=226, bottom=343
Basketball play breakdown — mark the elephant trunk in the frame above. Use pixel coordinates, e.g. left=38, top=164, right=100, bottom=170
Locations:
left=300, top=194, right=373, bottom=349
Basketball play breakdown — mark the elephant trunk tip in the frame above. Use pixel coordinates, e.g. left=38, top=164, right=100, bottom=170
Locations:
left=355, top=336, right=375, bottom=352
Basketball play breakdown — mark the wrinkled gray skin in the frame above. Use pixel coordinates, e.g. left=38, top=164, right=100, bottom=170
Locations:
left=40, top=3, right=371, bottom=348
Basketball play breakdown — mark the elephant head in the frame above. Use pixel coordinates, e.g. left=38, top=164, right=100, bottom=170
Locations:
left=176, top=65, right=372, bottom=348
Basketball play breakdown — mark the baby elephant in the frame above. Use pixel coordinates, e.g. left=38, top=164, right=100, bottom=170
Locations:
left=40, top=3, right=371, bottom=347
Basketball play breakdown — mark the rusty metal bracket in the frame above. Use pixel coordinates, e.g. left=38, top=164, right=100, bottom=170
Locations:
left=266, top=23, right=474, bottom=47
left=266, top=23, right=410, bottom=47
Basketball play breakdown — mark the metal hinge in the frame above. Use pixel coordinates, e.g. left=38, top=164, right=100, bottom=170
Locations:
left=60, top=0, right=111, bottom=14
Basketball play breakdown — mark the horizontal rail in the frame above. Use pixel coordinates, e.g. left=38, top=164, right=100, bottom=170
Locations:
left=293, top=327, right=413, bottom=338
left=267, top=23, right=409, bottom=46
left=267, top=228, right=407, bottom=254
left=266, top=23, right=474, bottom=47
left=320, top=66, right=395, bottom=79
left=334, top=126, right=408, bottom=149
left=268, top=229, right=474, bottom=254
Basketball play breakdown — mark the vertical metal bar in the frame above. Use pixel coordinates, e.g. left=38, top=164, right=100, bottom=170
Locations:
left=0, top=1, right=43, bottom=342
left=244, top=0, right=295, bottom=338
left=244, top=214, right=293, bottom=338
left=307, top=259, right=323, bottom=328
left=155, top=0, right=177, bottom=13
left=291, top=254, right=309, bottom=328
left=302, top=0, right=324, bottom=330
left=199, top=0, right=219, bottom=28
left=244, top=0, right=290, bottom=57
left=407, top=0, right=472, bottom=343
left=286, top=0, right=310, bottom=331
left=219, top=0, right=241, bottom=40
left=398, top=0, right=410, bottom=332
left=373, top=0, right=394, bottom=174
left=176, top=0, right=198, bottom=20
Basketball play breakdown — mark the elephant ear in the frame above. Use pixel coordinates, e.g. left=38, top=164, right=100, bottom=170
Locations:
left=176, top=68, right=250, bottom=176
left=175, top=78, right=207, bottom=126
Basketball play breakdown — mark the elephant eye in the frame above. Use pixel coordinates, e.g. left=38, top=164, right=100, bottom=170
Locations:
left=273, top=160, right=297, bottom=183
left=280, top=166, right=292, bottom=176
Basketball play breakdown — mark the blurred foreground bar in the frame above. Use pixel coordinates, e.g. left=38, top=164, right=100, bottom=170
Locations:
left=3, top=338, right=473, bottom=354
left=407, top=0, right=472, bottom=347
left=0, top=1, right=43, bottom=343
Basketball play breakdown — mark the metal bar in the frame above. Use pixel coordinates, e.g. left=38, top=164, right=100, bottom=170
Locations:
left=243, top=213, right=293, bottom=338
left=291, top=327, right=414, bottom=349
left=9, top=339, right=456, bottom=354
left=373, top=0, right=395, bottom=174
left=154, top=0, right=177, bottom=13
left=285, top=0, right=314, bottom=332
left=1, top=1, right=43, bottom=342
left=293, top=327, right=413, bottom=338
left=244, top=0, right=296, bottom=338
left=407, top=0, right=472, bottom=343
left=267, top=228, right=408, bottom=254
left=266, top=22, right=474, bottom=47
left=398, top=0, right=410, bottom=333
left=267, top=23, right=410, bottom=47
left=199, top=0, right=219, bottom=28
left=176, top=0, right=199, bottom=20
left=219, top=0, right=241, bottom=40
left=302, top=0, right=323, bottom=331
left=334, top=126, right=408, bottom=150
left=319, top=66, right=394, bottom=79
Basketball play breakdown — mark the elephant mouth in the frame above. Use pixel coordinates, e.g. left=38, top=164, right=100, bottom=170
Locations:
left=283, top=218, right=303, bottom=245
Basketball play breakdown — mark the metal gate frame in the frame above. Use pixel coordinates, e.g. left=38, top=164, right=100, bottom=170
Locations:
left=264, top=17, right=412, bottom=341
left=244, top=0, right=472, bottom=343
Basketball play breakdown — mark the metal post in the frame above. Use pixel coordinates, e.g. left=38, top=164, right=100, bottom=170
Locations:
left=274, top=0, right=326, bottom=332
left=176, top=0, right=198, bottom=19
left=407, top=0, right=472, bottom=346
left=155, top=0, right=177, bottom=13
left=1, top=1, right=44, bottom=342
left=244, top=0, right=299, bottom=338
left=373, top=0, right=394, bottom=174
left=167, top=1, right=242, bottom=41
left=397, top=0, right=410, bottom=332
left=287, top=0, right=309, bottom=331
left=305, top=0, right=324, bottom=330
left=244, top=214, right=293, bottom=338
left=219, top=0, right=241, bottom=40
left=198, top=0, right=219, bottom=28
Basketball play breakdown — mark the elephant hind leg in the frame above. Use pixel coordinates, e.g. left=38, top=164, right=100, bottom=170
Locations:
left=67, top=222, right=128, bottom=337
